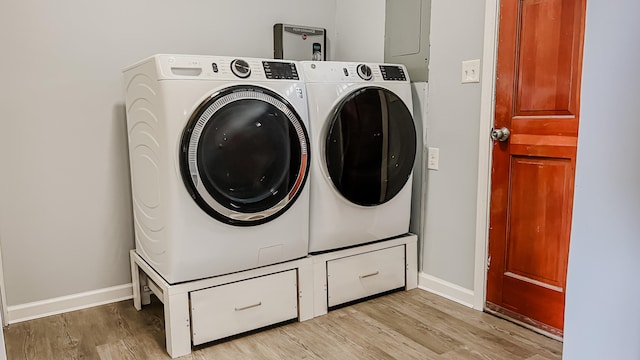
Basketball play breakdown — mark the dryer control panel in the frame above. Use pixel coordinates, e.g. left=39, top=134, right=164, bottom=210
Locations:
left=299, top=61, right=410, bottom=83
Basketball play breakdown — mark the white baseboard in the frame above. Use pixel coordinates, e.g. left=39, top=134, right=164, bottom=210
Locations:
left=7, top=284, right=133, bottom=324
left=418, top=272, right=475, bottom=308
left=6, top=275, right=475, bottom=324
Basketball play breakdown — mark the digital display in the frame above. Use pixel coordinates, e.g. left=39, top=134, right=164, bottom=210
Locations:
left=269, top=62, right=289, bottom=72
left=379, top=65, right=406, bottom=81
left=262, top=61, right=299, bottom=80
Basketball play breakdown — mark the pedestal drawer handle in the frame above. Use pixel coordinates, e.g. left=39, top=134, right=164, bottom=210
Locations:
left=359, top=271, right=380, bottom=279
left=234, top=302, right=262, bottom=311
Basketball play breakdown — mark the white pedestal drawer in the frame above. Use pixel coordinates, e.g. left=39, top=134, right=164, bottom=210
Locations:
left=190, top=270, right=298, bottom=345
left=327, top=245, right=406, bottom=307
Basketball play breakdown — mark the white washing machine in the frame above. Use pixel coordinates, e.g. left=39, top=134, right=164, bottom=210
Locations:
left=300, top=61, right=417, bottom=253
left=123, top=55, right=310, bottom=284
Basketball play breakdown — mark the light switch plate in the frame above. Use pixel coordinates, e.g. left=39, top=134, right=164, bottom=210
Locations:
left=461, top=59, right=481, bottom=83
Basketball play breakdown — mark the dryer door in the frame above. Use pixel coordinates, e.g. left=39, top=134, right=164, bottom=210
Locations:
left=325, top=86, right=416, bottom=206
left=180, top=85, right=309, bottom=226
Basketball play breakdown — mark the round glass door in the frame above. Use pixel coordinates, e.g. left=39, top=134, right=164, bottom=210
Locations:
left=180, top=86, right=309, bottom=226
left=325, top=86, right=416, bottom=206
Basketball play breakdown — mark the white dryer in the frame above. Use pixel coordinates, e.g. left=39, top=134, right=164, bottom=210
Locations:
left=300, top=61, right=417, bottom=253
left=123, top=55, right=310, bottom=284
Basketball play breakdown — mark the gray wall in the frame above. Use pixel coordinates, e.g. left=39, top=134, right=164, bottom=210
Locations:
left=563, top=1, right=640, bottom=358
left=0, top=0, right=337, bottom=306
left=334, top=0, right=386, bottom=62
left=421, top=0, right=486, bottom=289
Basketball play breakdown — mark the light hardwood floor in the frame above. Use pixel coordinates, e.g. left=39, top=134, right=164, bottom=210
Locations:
left=3, top=289, right=562, bottom=359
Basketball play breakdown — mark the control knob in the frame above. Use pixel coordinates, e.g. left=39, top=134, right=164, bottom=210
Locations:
left=231, top=59, right=251, bottom=78
left=357, top=64, right=373, bottom=81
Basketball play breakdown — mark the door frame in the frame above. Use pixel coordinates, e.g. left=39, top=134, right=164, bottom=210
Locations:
left=472, top=0, right=499, bottom=311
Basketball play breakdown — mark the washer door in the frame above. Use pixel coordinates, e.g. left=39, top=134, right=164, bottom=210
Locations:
left=180, top=85, right=309, bottom=226
left=325, top=86, right=416, bottom=206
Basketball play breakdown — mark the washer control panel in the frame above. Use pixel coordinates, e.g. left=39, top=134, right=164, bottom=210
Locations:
left=154, top=55, right=305, bottom=82
left=379, top=65, right=407, bottom=81
left=262, top=61, right=299, bottom=80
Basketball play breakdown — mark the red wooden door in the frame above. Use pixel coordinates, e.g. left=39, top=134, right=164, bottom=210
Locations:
left=486, top=0, right=586, bottom=336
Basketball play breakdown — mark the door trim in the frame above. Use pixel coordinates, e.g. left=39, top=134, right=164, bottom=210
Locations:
left=472, top=0, right=499, bottom=311
left=0, top=235, right=9, bottom=326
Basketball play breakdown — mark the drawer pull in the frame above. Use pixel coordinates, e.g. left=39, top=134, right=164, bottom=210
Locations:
left=359, top=271, right=380, bottom=279
left=234, top=302, right=262, bottom=311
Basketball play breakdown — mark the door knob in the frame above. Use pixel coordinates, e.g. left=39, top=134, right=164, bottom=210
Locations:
left=491, top=127, right=511, bottom=142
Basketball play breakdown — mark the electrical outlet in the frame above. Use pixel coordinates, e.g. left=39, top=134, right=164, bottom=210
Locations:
left=461, top=59, right=481, bottom=83
left=427, top=147, right=439, bottom=170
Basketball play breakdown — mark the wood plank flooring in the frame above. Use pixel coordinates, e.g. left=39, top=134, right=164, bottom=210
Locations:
left=3, top=289, right=562, bottom=359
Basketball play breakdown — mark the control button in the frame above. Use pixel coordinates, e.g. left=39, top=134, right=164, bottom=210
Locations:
left=357, top=64, right=373, bottom=80
left=211, top=63, right=218, bottom=73
left=231, top=59, right=251, bottom=78
left=343, top=68, right=349, bottom=76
